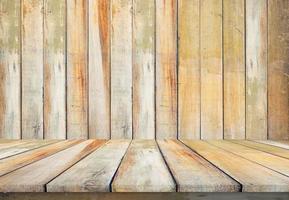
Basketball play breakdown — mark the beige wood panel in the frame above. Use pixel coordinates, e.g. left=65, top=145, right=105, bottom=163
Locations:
left=254, top=140, right=289, bottom=150
left=0, top=140, right=30, bottom=150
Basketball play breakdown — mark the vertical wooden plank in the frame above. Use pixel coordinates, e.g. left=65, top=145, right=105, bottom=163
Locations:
left=88, top=0, right=110, bottom=139
left=0, top=0, right=21, bottom=139
left=67, top=0, right=88, bottom=138
left=223, top=0, right=245, bottom=139
left=44, top=0, right=66, bottom=139
left=111, top=0, right=132, bottom=139
left=132, top=0, right=155, bottom=139
left=200, top=0, right=223, bottom=139
left=268, top=0, right=289, bottom=139
left=22, top=0, right=44, bottom=139
left=246, top=0, right=267, bottom=140
left=156, top=0, right=177, bottom=139
left=178, top=0, right=200, bottom=139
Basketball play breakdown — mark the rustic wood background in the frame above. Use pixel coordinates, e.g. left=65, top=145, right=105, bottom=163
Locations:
left=0, top=0, right=288, bottom=140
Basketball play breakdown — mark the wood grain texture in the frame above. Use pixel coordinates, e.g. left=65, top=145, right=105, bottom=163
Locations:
left=132, top=0, right=155, bottom=139
left=156, top=0, right=177, bottom=139
left=200, top=0, right=223, bottom=139
left=111, top=0, right=132, bottom=139
left=88, top=0, right=110, bottom=139
left=67, top=0, right=88, bottom=138
left=0, top=140, right=105, bottom=192
left=178, top=0, right=200, bottom=139
left=223, top=0, right=245, bottom=139
left=0, top=140, right=29, bottom=150
left=246, top=0, right=267, bottom=140
left=157, top=140, right=240, bottom=192
left=182, top=140, right=289, bottom=192
left=21, top=0, right=44, bottom=139
left=0, top=0, right=21, bottom=139
left=47, top=140, right=129, bottom=192
left=268, top=0, right=289, bottom=139
left=254, top=140, right=289, bottom=150
left=112, top=140, right=175, bottom=192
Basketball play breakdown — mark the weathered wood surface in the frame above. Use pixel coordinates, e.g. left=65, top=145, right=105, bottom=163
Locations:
left=157, top=140, right=240, bottom=192
left=254, top=140, right=289, bottom=150
left=178, top=0, right=200, bottom=139
left=47, top=140, right=129, bottom=192
left=181, top=140, right=289, bottom=192
left=88, top=0, right=110, bottom=139
left=112, top=140, right=175, bottom=192
left=132, top=0, right=155, bottom=139
left=0, top=140, right=29, bottom=150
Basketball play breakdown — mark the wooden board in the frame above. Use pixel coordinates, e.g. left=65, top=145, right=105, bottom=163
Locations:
left=223, top=0, right=245, bottom=139
left=157, top=140, right=240, bottom=192
left=246, top=0, right=267, bottom=140
left=111, top=0, right=132, bottom=139
left=178, top=0, right=200, bottom=139
left=0, top=140, right=29, bottom=150
left=181, top=140, right=289, bottom=192
left=112, top=140, right=175, bottom=192
left=155, top=0, right=177, bottom=139
left=268, top=0, right=289, bottom=139
left=67, top=0, right=88, bottom=138
left=200, top=0, right=223, bottom=139
left=254, top=140, right=289, bottom=150
left=0, top=140, right=105, bottom=192
left=88, top=0, right=110, bottom=139
left=43, top=0, right=66, bottom=139
left=132, top=0, right=155, bottom=139
left=21, top=0, right=44, bottom=139
left=0, top=140, right=82, bottom=176
left=0, top=0, right=21, bottom=139
left=47, top=140, right=129, bottom=192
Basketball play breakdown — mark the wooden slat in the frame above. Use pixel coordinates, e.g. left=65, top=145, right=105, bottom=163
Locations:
left=111, top=0, right=132, bottom=139
left=0, top=140, right=28, bottom=150
left=0, top=0, right=21, bottom=139
left=254, top=140, right=289, bottom=150
left=43, top=0, right=66, bottom=139
left=181, top=140, right=289, bottom=192
left=157, top=140, right=240, bottom=192
left=67, top=0, right=88, bottom=138
left=132, top=0, right=155, bottom=139
left=156, top=0, right=177, bottom=139
left=47, top=140, right=130, bottom=192
left=223, top=0, right=245, bottom=139
left=112, top=140, right=175, bottom=192
left=0, top=140, right=82, bottom=176
left=88, top=0, right=110, bottom=139
left=268, top=0, right=289, bottom=139
left=0, top=140, right=105, bottom=192
left=21, top=0, right=44, bottom=139
left=178, top=0, right=200, bottom=139
left=200, top=0, right=223, bottom=139
left=246, top=0, right=267, bottom=140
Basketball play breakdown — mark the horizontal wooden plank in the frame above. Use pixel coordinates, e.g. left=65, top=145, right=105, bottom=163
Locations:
left=47, top=140, right=130, bottom=192
left=254, top=140, right=289, bottom=150
left=112, top=140, right=175, bottom=192
left=0, top=140, right=29, bottom=150
left=157, top=140, right=240, bottom=192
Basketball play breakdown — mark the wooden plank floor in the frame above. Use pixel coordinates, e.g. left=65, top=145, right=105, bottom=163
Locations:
left=0, top=139, right=288, bottom=192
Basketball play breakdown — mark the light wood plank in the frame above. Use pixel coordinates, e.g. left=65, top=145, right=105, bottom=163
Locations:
left=156, top=0, right=177, bottom=139
left=112, top=140, right=175, bottom=192
left=178, top=0, right=200, bottom=139
left=88, top=0, right=110, bottom=139
left=43, top=0, right=66, bottom=139
left=0, top=140, right=82, bottom=176
left=111, top=0, right=132, bottom=139
left=200, top=0, right=223, bottom=139
left=22, top=0, right=44, bottom=139
left=246, top=0, right=267, bottom=139
left=132, top=0, right=155, bottom=139
left=254, top=140, right=289, bottom=150
left=182, top=140, right=289, bottom=192
left=47, top=140, right=130, bottom=192
left=67, top=0, right=88, bottom=138
left=268, top=0, right=289, bottom=139
left=0, top=140, right=30, bottom=150
left=158, top=140, right=240, bottom=192
left=0, top=140, right=105, bottom=192
left=223, top=0, right=245, bottom=139
left=0, top=0, right=21, bottom=139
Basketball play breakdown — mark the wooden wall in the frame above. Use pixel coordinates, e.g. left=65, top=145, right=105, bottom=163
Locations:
left=0, top=0, right=288, bottom=139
